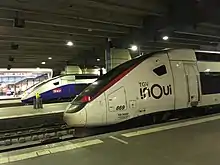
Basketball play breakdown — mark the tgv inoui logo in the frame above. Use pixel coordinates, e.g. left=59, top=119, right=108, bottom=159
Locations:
left=139, top=82, right=172, bottom=99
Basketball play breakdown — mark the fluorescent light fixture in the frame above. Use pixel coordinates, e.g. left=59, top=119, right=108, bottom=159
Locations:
left=162, top=36, right=169, bottom=40
left=41, top=61, right=46, bottom=65
left=66, top=41, right=73, bottom=46
left=130, top=45, right=138, bottom=51
left=196, top=50, right=220, bottom=54
left=48, top=57, right=52, bottom=60
left=97, top=58, right=100, bottom=61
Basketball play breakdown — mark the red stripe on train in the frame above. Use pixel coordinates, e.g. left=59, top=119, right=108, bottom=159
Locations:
left=93, top=63, right=138, bottom=99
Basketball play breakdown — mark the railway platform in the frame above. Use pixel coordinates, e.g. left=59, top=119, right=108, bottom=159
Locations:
left=0, top=102, right=69, bottom=131
left=0, top=102, right=68, bottom=120
left=1, top=113, right=220, bottom=165
left=0, top=99, right=22, bottom=108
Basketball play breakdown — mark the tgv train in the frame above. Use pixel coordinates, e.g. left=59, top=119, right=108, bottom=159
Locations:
left=64, top=49, right=220, bottom=127
left=21, top=74, right=98, bottom=103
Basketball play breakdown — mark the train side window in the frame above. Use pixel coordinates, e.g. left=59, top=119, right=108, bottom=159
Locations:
left=153, top=65, right=167, bottom=76
left=200, top=72, right=220, bottom=94
left=53, top=82, right=59, bottom=85
left=196, top=52, right=220, bottom=62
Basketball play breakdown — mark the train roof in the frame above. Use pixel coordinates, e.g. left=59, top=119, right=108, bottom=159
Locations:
left=47, top=73, right=99, bottom=82
left=23, top=74, right=99, bottom=93
left=136, top=48, right=220, bottom=62
left=110, top=48, right=220, bottom=75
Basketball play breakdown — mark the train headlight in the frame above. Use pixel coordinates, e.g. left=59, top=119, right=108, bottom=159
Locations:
left=65, top=103, right=86, bottom=113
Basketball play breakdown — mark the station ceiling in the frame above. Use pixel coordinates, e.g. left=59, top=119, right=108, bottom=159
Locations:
left=0, top=0, right=219, bottom=71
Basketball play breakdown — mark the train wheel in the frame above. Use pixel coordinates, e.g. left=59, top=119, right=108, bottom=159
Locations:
left=161, top=112, right=172, bottom=122
left=151, top=113, right=162, bottom=124
left=151, top=112, right=171, bottom=124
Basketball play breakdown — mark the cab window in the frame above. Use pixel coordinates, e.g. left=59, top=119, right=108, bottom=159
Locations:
left=53, top=82, right=59, bottom=85
left=153, top=65, right=167, bottom=76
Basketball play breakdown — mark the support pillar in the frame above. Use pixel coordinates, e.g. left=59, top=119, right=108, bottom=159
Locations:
left=105, top=38, right=132, bottom=72
left=105, top=38, right=111, bottom=72
left=14, top=85, right=16, bottom=97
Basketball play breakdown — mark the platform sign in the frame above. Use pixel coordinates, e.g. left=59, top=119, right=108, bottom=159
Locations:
left=53, top=88, right=62, bottom=93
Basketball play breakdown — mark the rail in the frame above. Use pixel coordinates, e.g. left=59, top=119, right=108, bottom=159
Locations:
left=1, top=105, right=220, bottom=152
left=0, top=124, right=75, bottom=152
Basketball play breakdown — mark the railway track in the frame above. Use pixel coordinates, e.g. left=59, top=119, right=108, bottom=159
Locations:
left=0, top=124, right=75, bottom=152
left=1, top=106, right=219, bottom=153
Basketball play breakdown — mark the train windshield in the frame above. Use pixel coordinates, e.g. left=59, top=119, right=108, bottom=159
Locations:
left=23, top=75, right=60, bottom=94
left=71, top=53, right=151, bottom=105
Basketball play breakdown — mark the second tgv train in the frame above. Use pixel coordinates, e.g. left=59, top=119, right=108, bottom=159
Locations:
left=21, top=74, right=98, bottom=103
left=64, top=49, right=220, bottom=127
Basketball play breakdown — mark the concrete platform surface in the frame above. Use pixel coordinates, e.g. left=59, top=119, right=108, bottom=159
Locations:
left=0, top=99, right=22, bottom=108
left=0, top=96, right=20, bottom=100
left=0, top=100, right=20, bottom=105
left=2, top=113, right=220, bottom=165
left=0, top=102, right=69, bottom=120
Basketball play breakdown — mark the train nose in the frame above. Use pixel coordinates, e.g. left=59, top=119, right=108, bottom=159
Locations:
left=20, top=93, right=27, bottom=100
left=20, top=94, right=29, bottom=103
left=63, top=108, right=87, bottom=127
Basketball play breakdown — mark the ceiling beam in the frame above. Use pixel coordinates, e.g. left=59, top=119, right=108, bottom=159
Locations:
left=0, top=38, right=102, bottom=47
left=0, top=25, right=124, bottom=40
left=0, top=0, right=163, bottom=17
left=0, top=29, right=107, bottom=43
left=6, top=42, right=97, bottom=51
left=173, top=30, right=220, bottom=41
left=0, top=7, right=143, bottom=28
left=140, top=41, right=201, bottom=49
left=0, top=9, right=133, bottom=33
left=60, top=0, right=164, bottom=16
left=0, top=50, right=81, bottom=56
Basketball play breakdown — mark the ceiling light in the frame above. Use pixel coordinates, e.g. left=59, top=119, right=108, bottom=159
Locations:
left=130, top=45, right=138, bottom=51
left=205, top=69, right=210, bottom=72
left=97, top=58, right=100, bottom=61
left=48, top=57, right=52, bottom=60
left=66, top=41, right=73, bottom=46
left=41, top=61, right=46, bottom=65
left=162, top=36, right=169, bottom=41
left=36, top=67, right=40, bottom=70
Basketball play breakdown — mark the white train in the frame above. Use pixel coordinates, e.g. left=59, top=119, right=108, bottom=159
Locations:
left=21, top=74, right=98, bottom=103
left=64, top=49, right=220, bottom=127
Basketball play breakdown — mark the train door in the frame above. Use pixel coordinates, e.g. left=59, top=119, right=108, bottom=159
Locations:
left=106, top=87, right=128, bottom=124
left=183, top=62, right=200, bottom=107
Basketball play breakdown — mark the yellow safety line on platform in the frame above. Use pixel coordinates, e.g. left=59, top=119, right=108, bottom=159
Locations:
left=109, top=136, right=128, bottom=144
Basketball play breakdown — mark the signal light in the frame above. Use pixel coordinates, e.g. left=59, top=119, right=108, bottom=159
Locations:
left=81, top=96, right=91, bottom=103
